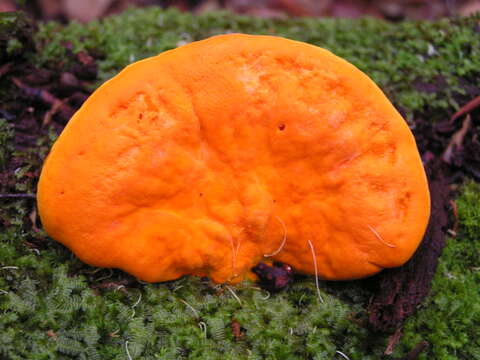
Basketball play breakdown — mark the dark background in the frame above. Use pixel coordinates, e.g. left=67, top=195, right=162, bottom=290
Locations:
left=1, top=0, right=479, bottom=23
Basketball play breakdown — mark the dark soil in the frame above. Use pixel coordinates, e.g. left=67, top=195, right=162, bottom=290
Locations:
left=2, top=52, right=96, bottom=151
left=0, top=15, right=98, bottom=197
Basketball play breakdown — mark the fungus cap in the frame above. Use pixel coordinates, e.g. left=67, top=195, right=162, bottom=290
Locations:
left=37, top=34, right=430, bottom=283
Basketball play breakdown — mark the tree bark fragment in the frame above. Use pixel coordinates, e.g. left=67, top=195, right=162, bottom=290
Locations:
left=368, top=161, right=450, bottom=332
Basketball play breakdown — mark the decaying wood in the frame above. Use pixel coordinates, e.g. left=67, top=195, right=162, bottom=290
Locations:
left=368, top=161, right=450, bottom=332
left=11, top=77, right=76, bottom=123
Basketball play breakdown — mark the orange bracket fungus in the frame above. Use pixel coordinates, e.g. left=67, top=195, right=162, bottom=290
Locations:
left=37, top=34, right=431, bottom=284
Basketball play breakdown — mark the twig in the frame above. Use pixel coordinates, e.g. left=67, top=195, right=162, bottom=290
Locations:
left=109, top=329, right=120, bottom=338
left=0, top=193, right=36, bottom=199
left=385, top=327, right=402, bottom=355
left=43, top=99, right=65, bottom=126
left=11, top=77, right=74, bottom=121
left=450, top=95, right=480, bottom=123
left=12, top=77, right=58, bottom=105
left=29, top=207, right=40, bottom=232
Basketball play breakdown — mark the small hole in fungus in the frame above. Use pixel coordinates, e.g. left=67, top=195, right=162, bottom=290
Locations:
left=138, top=113, right=143, bottom=119
left=199, top=193, right=203, bottom=197
left=278, top=123, right=285, bottom=131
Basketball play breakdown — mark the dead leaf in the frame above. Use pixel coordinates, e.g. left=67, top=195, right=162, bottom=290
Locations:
left=231, top=318, right=243, bottom=340
left=385, top=327, right=402, bottom=355
left=46, top=330, right=58, bottom=340
left=109, top=329, right=120, bottom=338
left=42, top=99, right=63, bottom=126
left=442, top=115, right=472, bottom=164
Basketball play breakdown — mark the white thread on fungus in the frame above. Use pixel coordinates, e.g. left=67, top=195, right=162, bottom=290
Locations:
left=367, top=225, right=396, bottom=248
left=264, top=215, right=288, bottom=257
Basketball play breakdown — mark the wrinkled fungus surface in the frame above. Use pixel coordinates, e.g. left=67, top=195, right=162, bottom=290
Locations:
left=38, top=34, right=430, bottom=283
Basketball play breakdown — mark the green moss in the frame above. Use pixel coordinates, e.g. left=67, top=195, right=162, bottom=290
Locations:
left=0, top=11, right=31, bottom=60
left=398, top=182, right=480, bottom=360
left=1, top=9, right=480, bottom=359
left=0, top=11, right=36, bottom=102
left=1, top=182, right=479, bottom=359
left=0, top=118, right=14, bottom=172
left=34, top=8, right=480, bottom=122
left=457, top=182, right=480, bottom=241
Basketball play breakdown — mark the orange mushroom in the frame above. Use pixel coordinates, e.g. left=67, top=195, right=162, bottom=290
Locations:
left=37, top=34, right=430, bottom=284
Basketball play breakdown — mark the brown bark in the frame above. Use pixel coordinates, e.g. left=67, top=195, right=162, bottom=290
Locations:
left=368, top=161, right=450, bottom=332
